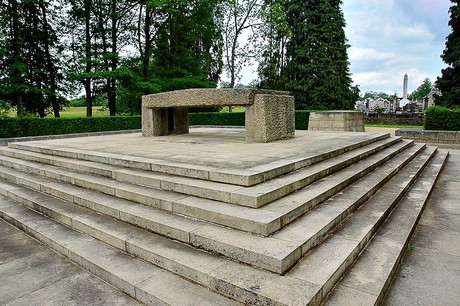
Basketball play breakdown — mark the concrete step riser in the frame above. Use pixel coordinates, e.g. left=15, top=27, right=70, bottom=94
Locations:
left=0, top=146, right=433, bottom=278
left=0, top=195, right=297, bottom=305
left=297, top=145, right=426, bottom=256
left=300, top=149, right=438, bottom=304
left=1, top=137, right=400, bottom=208
left=0, top=201, right=241, bottom=306
left=8, top=134, right=391, bottom=187
left=0, top=146, right=445, bottom=306
left=324, top=151, right=447, bottom=305
left=0, top=140, right=413, bottom=238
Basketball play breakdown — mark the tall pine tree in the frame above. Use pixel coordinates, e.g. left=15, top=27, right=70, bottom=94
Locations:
left=284, top=0, right=355, bottom=110
left=436, top=0, right=460, bottom=107
left=0, top=0, right=64, bottom=117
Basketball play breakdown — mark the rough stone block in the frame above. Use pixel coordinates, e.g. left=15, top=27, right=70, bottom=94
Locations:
left=309, top=111, right=364, bottom=132
left=142, top=88, right=294, bottom=143
left=245, top=94, right=295, bottom=143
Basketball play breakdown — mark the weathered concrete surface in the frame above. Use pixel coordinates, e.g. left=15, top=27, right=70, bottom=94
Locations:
left=384, top=148, right=460, bottom=305
left=7, top=128, right=389, bottom=186
left=309, top=111, right=365, bottom=132
left=141, top=88, right=294, bottom=143
left=0, top=219, right=142, bottom=306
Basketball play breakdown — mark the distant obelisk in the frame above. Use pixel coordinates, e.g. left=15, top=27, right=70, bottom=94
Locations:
left=400, top=73, right=410, bottom=108
left=403, top=73, right=408, bottom=99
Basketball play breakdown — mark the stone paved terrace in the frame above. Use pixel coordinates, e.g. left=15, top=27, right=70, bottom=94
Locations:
left=11, top=128, right=389, bottom=186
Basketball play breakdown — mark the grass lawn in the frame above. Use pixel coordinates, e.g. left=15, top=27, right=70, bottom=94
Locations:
left=5, top=106, right=109, bottom=118
left=364, top=123, right=423, bottom=129
left=58, top=107, right=109, bottom=117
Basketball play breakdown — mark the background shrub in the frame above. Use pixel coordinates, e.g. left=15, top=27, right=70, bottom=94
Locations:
left=424, top=106, right=460, bottom=131
left=1, top=110, right=312, bottom=138
left=0, top=116, right=141, bottom=138
left=189, top=110, right=311, bottom=130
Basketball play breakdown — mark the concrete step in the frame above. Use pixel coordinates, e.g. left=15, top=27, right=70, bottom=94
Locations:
left=0, top=196, right=241, bottom=306
left=0, top=140, right=415, bottom=238
left=0, top=148, right=446, bottom=305
left=7, top=132, right=390, bottom=187
left=284, top=147, right=446, bottom=304
left=1, top=136, right=401, bottom=208
left=323, top=150, right=448, bottom=306
left=0, top=145, right=436, bottom=276
left=0, top=191, right=319, bottom=305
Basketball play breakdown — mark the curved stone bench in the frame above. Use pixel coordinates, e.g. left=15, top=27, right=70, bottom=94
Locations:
left=142, top=88, right=295, bottom=143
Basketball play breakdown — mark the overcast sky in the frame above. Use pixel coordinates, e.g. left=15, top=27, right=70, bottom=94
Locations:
left=237, top=0, right=452, bottom=96
left=343, top=0, right=452, bottom=95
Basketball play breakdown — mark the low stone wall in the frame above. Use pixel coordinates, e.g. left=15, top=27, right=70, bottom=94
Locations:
left=308, top=111, right=364, bottom=132
left=365, top=116, right=423, bottom=126
left=396, top=129, right=460, bottom=144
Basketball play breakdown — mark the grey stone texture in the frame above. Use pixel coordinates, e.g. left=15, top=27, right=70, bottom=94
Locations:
left=308, top=111, right=365, bottom=132
left=396, top=128, right=460, bottom=144
left=141, top=88, right=295, bottom=143
left=0, top=130, right=457, bottom=305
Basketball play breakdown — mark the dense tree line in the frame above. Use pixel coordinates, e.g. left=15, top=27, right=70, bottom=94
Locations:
left=0, top=0, right=358, bottom=117
left=436, top=0, right=460, bottom=108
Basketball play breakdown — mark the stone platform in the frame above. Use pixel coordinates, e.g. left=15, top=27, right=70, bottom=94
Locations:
left=0, top=128, right=447, bottom=305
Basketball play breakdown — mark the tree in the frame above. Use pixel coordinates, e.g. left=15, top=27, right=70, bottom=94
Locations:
left=436, top=0, right=460, bottom=107
left=0, top=0, right=65, bottom=117
left=409, top=78, right=431, bottom=100
left=220, top=0, right=261, bottom=88
left=284, top=0, right=354, bottom=110
left=150, top=0, right=222, bottom=90
left=257, top=0, right=290, bottom=90
left=362, top=91, right=390, bottom=100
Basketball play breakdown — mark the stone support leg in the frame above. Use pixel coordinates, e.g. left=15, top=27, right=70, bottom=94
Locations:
left=142, top=107, right=189, bottom=137
left=171, top=107, right=189, bottom=135
left=245, top=94, right=295, bottom=143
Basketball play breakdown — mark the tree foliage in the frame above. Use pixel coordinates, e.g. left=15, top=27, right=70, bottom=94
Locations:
left=0, top=0, right=360, bottom=116
left=0, top=0, right=65, bottom=118
left=257, top=0, right=356, bottom=110
left=283, top=0, right=355, bottom=110
left=436, top=0, right=460, bottom=108
left=409, top=78, right=431, bottom=100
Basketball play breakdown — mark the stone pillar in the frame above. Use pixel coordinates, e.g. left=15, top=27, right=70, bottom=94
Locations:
left=142, top=107, right=189, bottom=136
left=141, top=106, right=155, bottom=136
left=245, top=94, right=295, bottom=143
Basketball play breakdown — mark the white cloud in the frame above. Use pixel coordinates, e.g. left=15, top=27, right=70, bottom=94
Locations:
left=229, top=0, right=451, bottom=96
left=343, top=0, right=450, bottom=95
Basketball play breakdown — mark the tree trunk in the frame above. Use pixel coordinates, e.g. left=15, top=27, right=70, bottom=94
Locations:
left=10, top=0, right=25, bottom=116
left=108, top=0, right=117, bottom=116
left=40, top=1, right=60, bottom=117
left=84, top=0, right=93, bottom=117
left=142, top=4, right=152, bottom=95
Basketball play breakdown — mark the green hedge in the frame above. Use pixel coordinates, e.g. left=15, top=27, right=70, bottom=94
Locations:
left=424, top=106, right=460, bottom=131
left=0, top=116, right=141, bottom=138
left=189, top=112, right=245, bottom=126
left=189, top=110, right=311, bottom=130
left=1, top=110, right=312, bottom=138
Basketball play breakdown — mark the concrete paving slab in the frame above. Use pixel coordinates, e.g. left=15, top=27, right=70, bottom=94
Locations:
left=0, top=219, right=140, bottom=305
left=383, top=149, right=460, bottom=305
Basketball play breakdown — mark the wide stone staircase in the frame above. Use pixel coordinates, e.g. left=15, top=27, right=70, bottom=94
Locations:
left=0, top=130, right=448, bottom=305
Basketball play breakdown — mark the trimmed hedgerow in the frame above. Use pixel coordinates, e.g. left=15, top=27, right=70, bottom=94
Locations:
left=189, top=110, right=311, bottom=130
left=424, top=106, right=460, bottom=131
left=1, top=110, right=312, bottom=139
left=189, top=112, right=245, bottom=126
left=0, top=116, right=141, bottom=138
